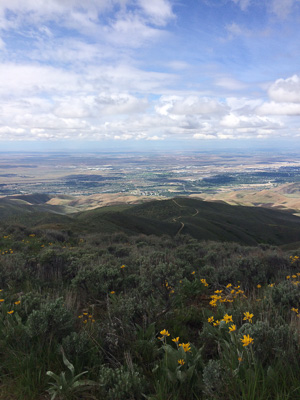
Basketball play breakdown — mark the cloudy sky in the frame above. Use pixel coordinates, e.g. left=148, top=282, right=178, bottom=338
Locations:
left=1, top=0, right=300, bottom=151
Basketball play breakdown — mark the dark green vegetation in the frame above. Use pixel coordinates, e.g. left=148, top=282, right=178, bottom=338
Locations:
left=1, top=196, right=300, bottom=246
left=0, top=196, right=299, bottom=399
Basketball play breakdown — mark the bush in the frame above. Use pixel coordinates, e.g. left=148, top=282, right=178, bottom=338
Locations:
left=239, top=321, right=299, bottom=366
left=98, top=364, right=146, bottom=400
left=26, top=298, right=74, bottom=342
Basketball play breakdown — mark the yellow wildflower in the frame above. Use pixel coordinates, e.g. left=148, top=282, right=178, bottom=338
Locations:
left=178, top=359, right=185, bottom=365
left=160, top=329, right=170, bottom=337
left=200, top=278, right=209, bottom=287
left=7, top=310, right=14, bottom=314
left=243, top=312, right=254, bottom=323
left=229, top=324, right=236, bottom=332
left=214, top=289, right=223, bottom=294
left=222, top=314, right=233, bottom=324
left=240, top=334, right=254, bottom=347
left=208, top=316, right=214, bottom=323
left=120, top=264, right=125, bottom=269
left=213, top=320, right=220, bottom=326
left=226, top=283, right=232, bottom=288
left=257, top=284, right=261, bottom=288
left=14, top=301, right=21, bottom=305
left=110, top=291, right=115, bottom=294
left=172, top=337, right=180, bottom=344
left=291, top=307, right=299, bottom=313
left=83, top=320, right=88, bottom=324
left=179, top=342, right=191, bottom=352
left=78, top=315, right=83, bottom=318
left=191, top=271, right=195, bottom=275
left=0, top=299, right=4, bottom=302
left=286, top=276, right=290, bottom=279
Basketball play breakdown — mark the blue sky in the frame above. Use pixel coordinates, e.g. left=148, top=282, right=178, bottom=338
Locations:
left=0, top=0, right=300, bottom=151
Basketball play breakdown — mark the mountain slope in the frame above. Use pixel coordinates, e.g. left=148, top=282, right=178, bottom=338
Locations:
left=122, top=198, right=300, bottom=245
left=196, top=182, right=300, bottom=212
left=0, top=195, right=299, bottom=246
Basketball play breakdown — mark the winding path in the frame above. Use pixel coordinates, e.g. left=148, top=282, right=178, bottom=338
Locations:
left=172, top=199, right=199, bottom=235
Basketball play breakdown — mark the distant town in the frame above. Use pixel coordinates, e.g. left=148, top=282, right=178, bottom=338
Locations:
left=0, top=150, right=300, bottom=198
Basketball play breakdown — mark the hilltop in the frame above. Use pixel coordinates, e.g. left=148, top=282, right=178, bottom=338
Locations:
left=195, top=182, right=300, bottom=214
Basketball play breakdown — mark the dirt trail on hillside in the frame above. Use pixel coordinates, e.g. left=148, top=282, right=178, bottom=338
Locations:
left=172, top=199, right=199, bottom=235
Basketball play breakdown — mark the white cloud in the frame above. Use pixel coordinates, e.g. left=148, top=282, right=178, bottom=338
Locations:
left=0, top=0, right=300, bottom=146
left=96, top=93, right=148, bottom=115
left=193, top=133, right=217, bottom=140
left=268, top=75, right=300, bottom=103
left=220, top=113, right=282, bottom=129
left=215, top=76, right=247, bottom=90
left=146, top=135, right=164, bottom=140
left=114, top=134, right=133, bottom=140
left=167, top=61, right=190, bottom=70
left=156, top=96, right=227, bottom=116
left=220, top=113, right=240, bottom=128
left=226, top=97, right=262, bottom=112
left=105, top=13, right=166, bottom=47
left=0, top=0, right=174, bottom=49
left=226, top=22, right=244, bottom=37
left=53, top=101, right=92, bottom=119
left=31, top=39, right=106, bottom=64
left=0, top=63, right=80, bottom=97
left=270, top=0, right=295, bottom=18
left=0, top=1, right=113, bottom=19
left=0, top=61, right=175, bottom=101
left=231, top=0, right=251, bottom=11
left=137, top=0, right=174, bottom=26
left=0, top=126, right=25, bottom=136
left=257, top=101, right=300, bottom=115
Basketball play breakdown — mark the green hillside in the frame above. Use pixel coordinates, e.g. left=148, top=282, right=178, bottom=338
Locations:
left=74, top=197, right=300, bottom=245
left=1, top=195, right=299, bottom=246
left=0, top=194, right=300, bottom=399
left=124, top=197, right=300, bottom=245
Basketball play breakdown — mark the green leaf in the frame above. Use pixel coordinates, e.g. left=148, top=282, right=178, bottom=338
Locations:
left=61, top=348, right=75, bottom=375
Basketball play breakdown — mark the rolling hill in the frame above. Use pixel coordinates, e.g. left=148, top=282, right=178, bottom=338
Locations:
left=1, top=194, right=299, bottom=246
left=195, top=182, right=300, bottom=213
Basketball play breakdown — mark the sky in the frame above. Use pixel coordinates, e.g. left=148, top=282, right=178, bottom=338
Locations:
left=0, top=0, right=300, bottom=152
